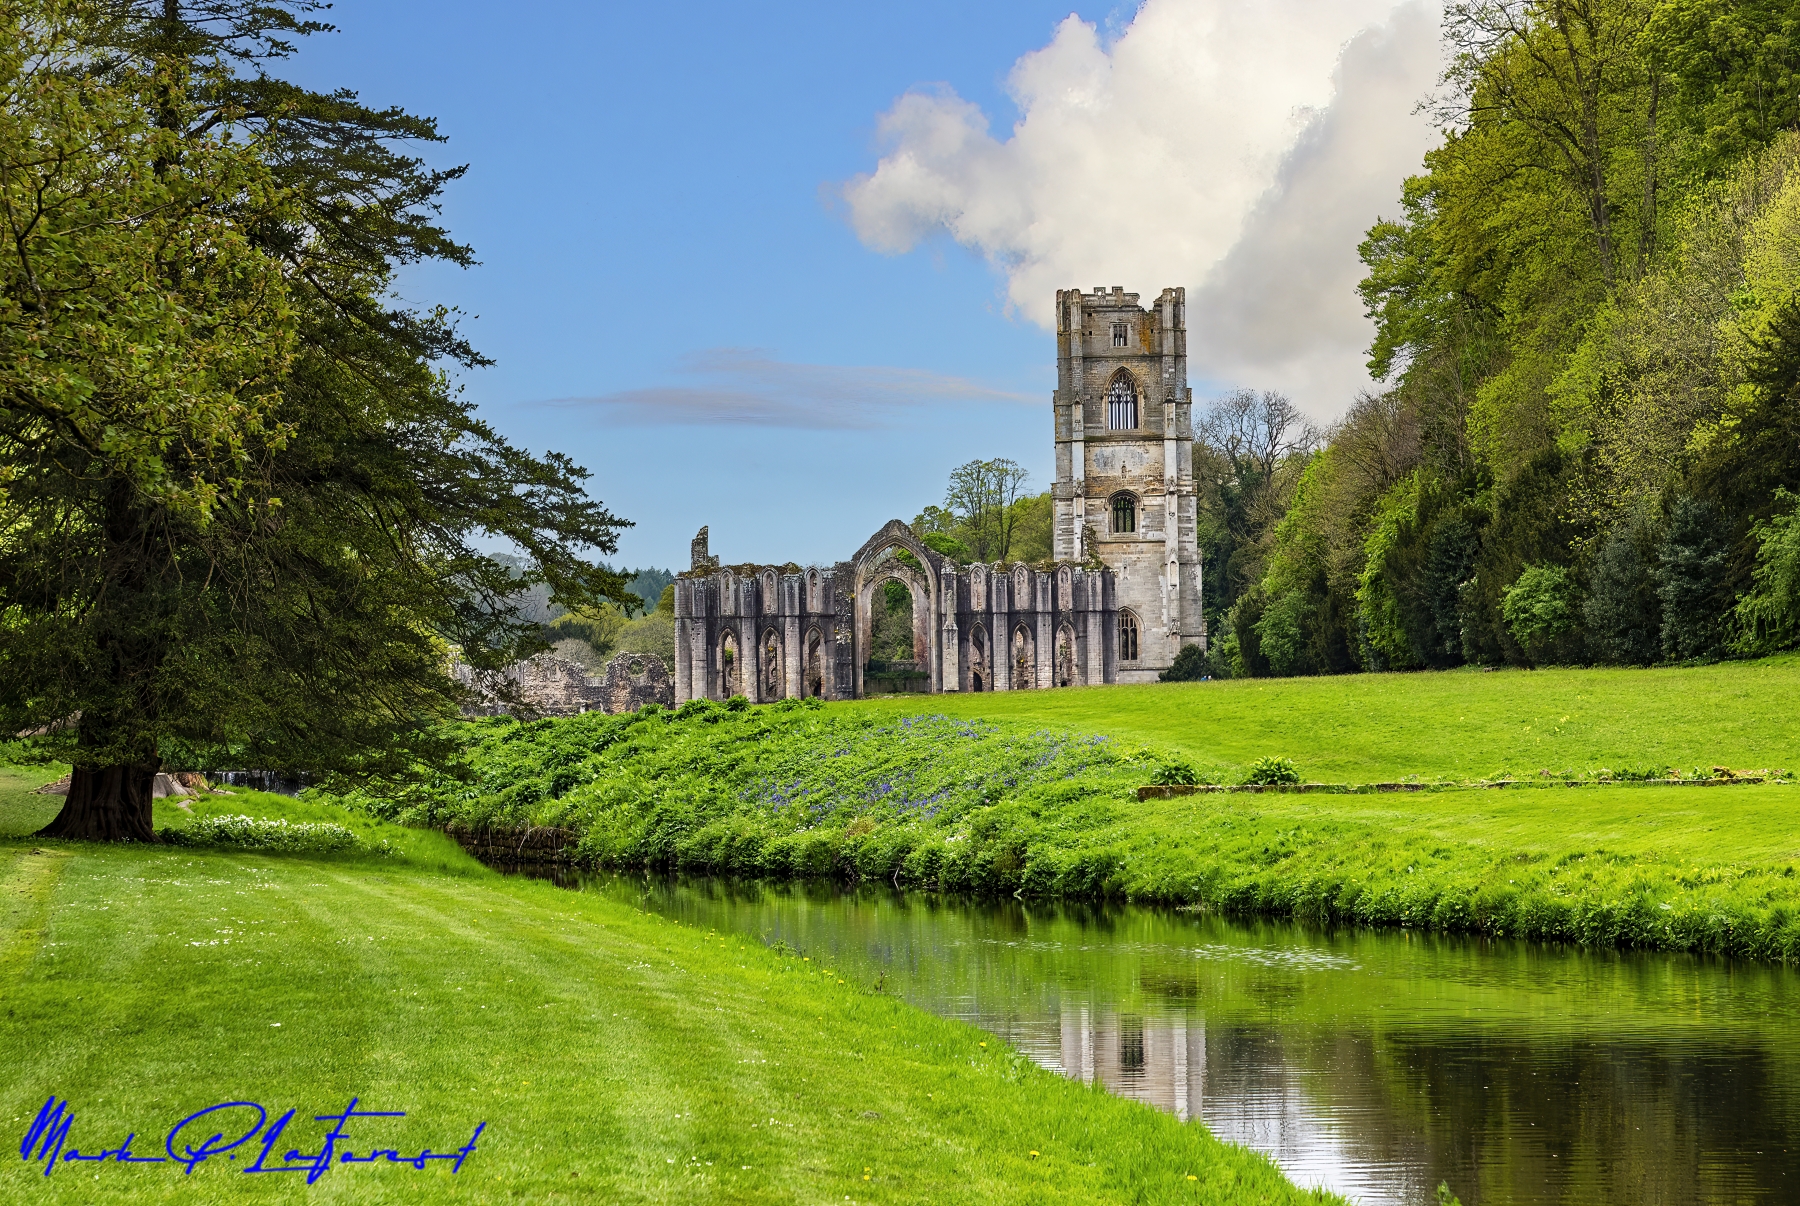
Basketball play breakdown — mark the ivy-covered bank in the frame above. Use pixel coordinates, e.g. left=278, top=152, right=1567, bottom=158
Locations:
left=329, top=699, right=1800, bottom=962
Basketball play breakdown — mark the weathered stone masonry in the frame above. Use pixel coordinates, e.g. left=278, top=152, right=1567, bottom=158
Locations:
left=673, top=522, right=1118, bottom=703
left=1053, top=286, right=1205, bottom=681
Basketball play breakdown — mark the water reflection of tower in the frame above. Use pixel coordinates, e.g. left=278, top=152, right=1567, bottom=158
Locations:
left=1057, top=1004, right=1206, bottom=1122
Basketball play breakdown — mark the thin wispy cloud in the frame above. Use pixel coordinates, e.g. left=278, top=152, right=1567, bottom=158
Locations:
left=537, top=348, right=1034, bottom=429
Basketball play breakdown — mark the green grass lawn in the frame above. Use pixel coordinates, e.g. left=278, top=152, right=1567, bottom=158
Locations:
left=350, top=659, right=1800, bottom=960
left=856, top=656, right=1800, bottom=782
left=0, top=789, right=1335, bottom=1205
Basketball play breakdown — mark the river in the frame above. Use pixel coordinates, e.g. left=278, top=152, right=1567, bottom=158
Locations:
left=542, top=870, right=1799, bottom=1205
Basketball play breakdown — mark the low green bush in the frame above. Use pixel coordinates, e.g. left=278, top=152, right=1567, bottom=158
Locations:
left=159, top=814, right=363, bottom=853
left=1150, top=759, right=1201, bottom=785
left=1243, top=756, right=1300, bottom=785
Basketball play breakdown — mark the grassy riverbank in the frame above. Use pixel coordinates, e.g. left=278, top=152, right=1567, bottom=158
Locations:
left=856, top=655, right=1800, bottom=783
left=331, top=658, right=1800, bottom=961
left=0, top=785, right=1333, bottom=1205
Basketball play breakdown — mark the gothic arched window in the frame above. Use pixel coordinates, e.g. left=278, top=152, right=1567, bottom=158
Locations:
left=1111, top=492, right=1136, bottom=535
left=1107, top=374, right=1137, bottom=430
left=1119, top=610, right=1141, bottom=662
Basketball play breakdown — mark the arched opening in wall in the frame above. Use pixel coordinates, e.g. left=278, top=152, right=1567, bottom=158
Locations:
left=969, top=625, right=987, bottom=692
left=806, top=629, right=824, bottom=698
left=865, top=577, right=927, bottom=694
left=1056, top=625, right=1075, bottom=687
left=1012, top=625, right=1034, bottom=689
left=1106, top=370, right=1137, bottom=430
left=1110, top=492, right=1137, bottom=535
left=1119, top=610, right=1141, bottom=663
left=870, top=579, right=914, bottom=664
left=760, top=629, right=783, bottom=699
left=720, top=631, right=739, bottom=698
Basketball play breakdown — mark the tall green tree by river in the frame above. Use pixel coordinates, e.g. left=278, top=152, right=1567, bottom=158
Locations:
left=1202, top=0, right=1800, bottom=677
left=0, top=0, right=629, bottom=841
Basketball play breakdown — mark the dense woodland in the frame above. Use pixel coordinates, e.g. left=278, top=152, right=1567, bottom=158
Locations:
left=1193, top=0, right=1800, bottom=677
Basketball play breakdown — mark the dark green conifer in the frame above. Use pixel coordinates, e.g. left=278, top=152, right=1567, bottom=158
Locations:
left=1655, top=497, right=1732, bottom=662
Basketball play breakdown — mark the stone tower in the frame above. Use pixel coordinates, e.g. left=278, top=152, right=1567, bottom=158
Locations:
left=1052, top=286, right=1203, bottom=680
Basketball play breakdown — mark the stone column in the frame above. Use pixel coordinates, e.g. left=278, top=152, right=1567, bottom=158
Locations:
left=991, top=571, right=1011, bottom=692
left=673, top=605, right=691, bottom=705
left=940, top=569, right=959, bottom=692
left=730, top=608, right=746, bottom=700
left=1084, top=575, right=1105, bottom=685
left=690, top=606, right=712, bottom=701
left=1035, top=575, right=1054, bottom=689
left=784, top=611, right=801, bottom=700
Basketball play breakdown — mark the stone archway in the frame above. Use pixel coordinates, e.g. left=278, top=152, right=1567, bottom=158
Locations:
left=759, top=628, right=784, bottom=700
left=1011, top=625, right=1035, bottom=690
left=805, top=628, right=824, bottom=698
left=720, top=630, right=739, bottom=698
left=849, top=521, right=941, bottom=698
left=1056, top=624, right=1076, bottom=687
left=856, top=559, right=931, bottom=695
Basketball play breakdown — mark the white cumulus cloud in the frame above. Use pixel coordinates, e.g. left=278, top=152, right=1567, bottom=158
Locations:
left=841, top=0, right=1444, bottom=419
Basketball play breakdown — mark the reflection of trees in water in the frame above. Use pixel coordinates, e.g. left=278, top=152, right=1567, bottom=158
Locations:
left=1364, top=1035, right=1795, bottom=1205
left=580, top=874, right=1800, bottom=1206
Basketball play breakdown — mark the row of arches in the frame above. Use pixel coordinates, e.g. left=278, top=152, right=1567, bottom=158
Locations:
left=719, top=627, right=829, bottom=700
left=961, top=609, right=1143, bottom=691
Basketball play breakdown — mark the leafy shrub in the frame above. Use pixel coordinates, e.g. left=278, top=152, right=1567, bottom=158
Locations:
left=676, top=697, right=723, bottom=721
left=1149, top=759, right=1200, bottom=785
left=160, top=815, right=362, bottom=853
left=1158, top=644, right=1208, bottom=682
left=1733, top=487, right=1800, bottom=654
left=1500, top=564, right=1581, bottom=663
left=0, top=739, right=59, bottom=766
left=1253, top=588, right=1314, bottom=677
left=726, top=694, right=750, bottom=712
left=1242, top=756, right=1300, bottom=785
left=920, top=531, right=971, bottom=564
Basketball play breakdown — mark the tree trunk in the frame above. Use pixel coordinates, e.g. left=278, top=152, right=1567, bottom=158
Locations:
left=36, top=764, right=161, bottom=842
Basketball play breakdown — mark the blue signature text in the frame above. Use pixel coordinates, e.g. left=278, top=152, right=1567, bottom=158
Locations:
left=19, top=1096, right=485, bottom=1182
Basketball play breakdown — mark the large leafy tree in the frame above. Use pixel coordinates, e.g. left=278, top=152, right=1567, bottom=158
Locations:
left=1, top=0, right=630, bottom=840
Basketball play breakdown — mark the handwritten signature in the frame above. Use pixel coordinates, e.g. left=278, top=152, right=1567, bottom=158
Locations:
left=20, top=1096, right=485, bottom=1182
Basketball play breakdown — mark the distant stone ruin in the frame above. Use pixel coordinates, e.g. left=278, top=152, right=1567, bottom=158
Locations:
left=600, top=651, right=673, bottom=714
left=452, top=650, right=673, bottom=718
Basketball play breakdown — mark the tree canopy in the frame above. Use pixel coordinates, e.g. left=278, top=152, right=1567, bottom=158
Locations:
left=1200, top=0, right=1800, bottom=678
left=0, top=0, right=630, bottom=838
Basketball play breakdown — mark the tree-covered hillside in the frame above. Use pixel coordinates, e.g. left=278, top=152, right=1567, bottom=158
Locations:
left=1204, top=0, right=1800, bottom=677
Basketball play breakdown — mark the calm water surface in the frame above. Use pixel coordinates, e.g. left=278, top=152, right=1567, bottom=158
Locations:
left=555, top=872, right=1799, bottom=1205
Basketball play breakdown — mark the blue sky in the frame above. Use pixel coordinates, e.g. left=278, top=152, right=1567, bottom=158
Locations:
left=287, top=2, right=1442, bottom=570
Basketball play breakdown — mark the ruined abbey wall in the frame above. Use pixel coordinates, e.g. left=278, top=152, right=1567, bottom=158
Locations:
left=672, top=523, right=1117, bottom=703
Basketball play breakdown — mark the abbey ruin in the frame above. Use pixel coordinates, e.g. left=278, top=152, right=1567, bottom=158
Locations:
left=671, top=286, right=1202, bottom=704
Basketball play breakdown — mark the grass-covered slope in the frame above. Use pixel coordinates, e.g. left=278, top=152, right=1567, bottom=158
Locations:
left=0, top=818, right=1331, bottom=1205
left=858, top=657, right=1800, bottom=782
left=333, top=660, right=1800, bottom=960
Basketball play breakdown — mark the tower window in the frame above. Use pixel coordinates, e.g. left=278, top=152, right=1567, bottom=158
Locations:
left=1106, top=374, right=1137, bottom=429
left=1111, top=493, right=1136, bottom=535
left=1111, top=322, right=1128, bottom=347
left=1119, top=611, right=1141, bottom=662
